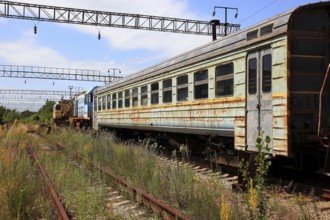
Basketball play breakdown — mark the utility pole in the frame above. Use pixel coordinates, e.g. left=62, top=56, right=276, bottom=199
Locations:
left=69, top=86, right=73, bottom=99
left=108, top=68, right=121, bottom=83
left=213, top=6, right=238, bottom=36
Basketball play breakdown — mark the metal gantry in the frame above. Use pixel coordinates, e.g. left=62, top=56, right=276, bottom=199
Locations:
left=0, top=1, right=240, bottom=36
left=0, top=95, right=63, bottom=102
left=0, top=89, right=75, bottom=96
left=0, top=102, right=44, bottom=112
left=0, top=89, right=76, bottom=112
left=0, top=65, right=122, bottom=82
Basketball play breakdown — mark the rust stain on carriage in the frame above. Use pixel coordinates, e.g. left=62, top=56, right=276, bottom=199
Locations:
left=98, top=96, right=245, bottom=113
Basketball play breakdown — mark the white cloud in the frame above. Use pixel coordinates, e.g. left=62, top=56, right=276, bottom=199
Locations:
left=0, top=31, right=130, bottom=72
left=13, top=0, right=210, bottom=58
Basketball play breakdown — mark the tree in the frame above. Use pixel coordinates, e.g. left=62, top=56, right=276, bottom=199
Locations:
left=2, top=109, right=20, bottom=124
left=37, top=100, right=55, bottom=124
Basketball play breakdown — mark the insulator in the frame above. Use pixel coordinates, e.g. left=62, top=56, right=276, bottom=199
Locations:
left=98, top=31, right=101, bottom=40
left=34, top=25, right=37, bottom=35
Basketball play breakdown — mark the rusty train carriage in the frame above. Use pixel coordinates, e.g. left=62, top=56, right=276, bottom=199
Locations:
left=93, top=2, right=330, bottom=171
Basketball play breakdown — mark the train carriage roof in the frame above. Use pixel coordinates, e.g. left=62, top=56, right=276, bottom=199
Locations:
left=95, top=1, right=329, bottom=95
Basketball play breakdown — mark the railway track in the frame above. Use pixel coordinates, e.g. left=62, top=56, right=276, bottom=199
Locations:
left=27, top=147, right=71, bottom=220
left=27, top=127, right=330, bottom=218
left=66, top=160, right=156, bottom=219
left=54, top=142, right=190, bottom=220
left=153, top=139, right=330, bottom=200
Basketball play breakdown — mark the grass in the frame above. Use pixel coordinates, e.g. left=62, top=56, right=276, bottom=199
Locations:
left=35, top=141, right=110, bottom=219
left=47, top=129, right=245, bottom=219
left=0, top=122, right=51, bottom=219
left=1, top=124, right=325, bottom=219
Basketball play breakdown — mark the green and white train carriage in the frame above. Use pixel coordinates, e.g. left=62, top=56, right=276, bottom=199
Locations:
left=93, top=2, right=330, bottom=172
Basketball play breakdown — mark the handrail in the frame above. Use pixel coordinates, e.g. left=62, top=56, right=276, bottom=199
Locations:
left=317, top=63, right=330, bottom=148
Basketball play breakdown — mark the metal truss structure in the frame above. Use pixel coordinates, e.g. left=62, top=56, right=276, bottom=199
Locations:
left=0, top=89, right=77, bottom=112
left=0, top=1, right=240, bottom=36
left=0, top=65, right=122, bottom=82
left=0, top=89, right=75, bottom=96
left=0, top=102, right=43, bottom=112
left=0, top=95, right=63, bottom=102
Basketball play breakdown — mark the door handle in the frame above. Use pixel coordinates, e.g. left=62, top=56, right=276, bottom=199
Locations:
left=256, top=103, right=261, bottom=109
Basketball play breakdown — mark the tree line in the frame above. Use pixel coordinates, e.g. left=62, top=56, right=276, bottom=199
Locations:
left=0, top=100, right=55, bottom=125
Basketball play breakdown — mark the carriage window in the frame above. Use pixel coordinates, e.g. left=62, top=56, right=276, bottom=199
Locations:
left=94, top=99, right=97, bottom=111
left=194, top=69, right=208, bottom=99
left=84, top=95, right=88, bottom=105
left=98, top=97, right=101, bottom=111
left=141, top=86, right=148, bottom=106
left=151, top=83, right=159, bottom=105
left=177, top=74, right=188, bottom=102
left=248, top=58, right=257, bottom=95
left=89, top=93, right=93, bottom=103
left=163, top=79, right=172, bottom=103
left=112, top=93, right=117, bottom=109
left=118, top=92, right=123, bottom=108
left=262, top=54, right=272, bottom=93
left=216, top=63, right=234, bottom=97
left=102, top=96, right=106, bottom=110
left=107, top=95, right=111, bottom=109
left=125, top=90, right=130, bottom=107
left=132, top=88, right=138, bottom=107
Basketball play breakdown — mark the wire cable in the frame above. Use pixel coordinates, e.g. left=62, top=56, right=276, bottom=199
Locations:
left=237, top=0, right=280, bottom=24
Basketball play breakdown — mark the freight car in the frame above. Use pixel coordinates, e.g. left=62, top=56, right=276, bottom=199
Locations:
left=93, top=2, right=330, bottom=173
left=53, top=87, right=97, bottom=128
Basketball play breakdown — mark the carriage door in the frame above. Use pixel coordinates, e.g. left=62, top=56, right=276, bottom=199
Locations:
left=246, top=48, right=273, bottom=151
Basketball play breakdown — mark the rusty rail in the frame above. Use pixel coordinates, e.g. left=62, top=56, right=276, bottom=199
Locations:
left=27, top=147, right=70, bottom=220
left=57, top=143, right=190, bottom=220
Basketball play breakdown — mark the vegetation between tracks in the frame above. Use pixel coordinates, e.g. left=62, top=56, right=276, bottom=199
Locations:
left=0, top=123, right=326, bottom=219
left=46, top=128, right=325, bottom=220
left=0, top=122, right=51, bottom=219
left=37, top=146, right=109, bottom=219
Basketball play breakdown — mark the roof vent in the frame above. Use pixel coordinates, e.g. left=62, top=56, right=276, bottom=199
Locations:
left=260, top=24, right=273, bottom=36
left=247, top=30, right=258, bottom=41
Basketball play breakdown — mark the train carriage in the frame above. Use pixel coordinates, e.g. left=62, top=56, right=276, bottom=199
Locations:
left=93, top=2, right=330, bottom=172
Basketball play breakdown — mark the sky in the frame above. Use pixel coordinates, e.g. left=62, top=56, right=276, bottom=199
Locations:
left=0, top=0, right=324, bottom=110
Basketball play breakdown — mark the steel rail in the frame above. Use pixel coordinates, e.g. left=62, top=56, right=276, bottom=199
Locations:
left=27, top=147, right=70, bottom=220
left=56, top=143, right=190, bottom=220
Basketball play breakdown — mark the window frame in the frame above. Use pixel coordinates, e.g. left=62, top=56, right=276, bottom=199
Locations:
left=248, top=58, right=257, bottom=95
left=141, top=85, right=148, bottom=106
left=132, top=88, right=138, bottom=107
left=151, top=82, right=159, bottom=105
left=118, top=92, right=123, bottom=108
left=102, top=96, right=106, bottom=110
left=162, top=79, right=172, bottom=103
left=177, top=74, right=188, bottom=102
left=98, top=97, right=102, bottom=111
left=262, top=54, right=272, bottom=93
left=107, top=94, right=111, bottom=109
left=215, top=62, right=234, bottom=97
left=194, top=69, right=209, bottom=100
left=112, top=93, right=117, bottom=109
left=125, top=89, right=130, bottom=108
